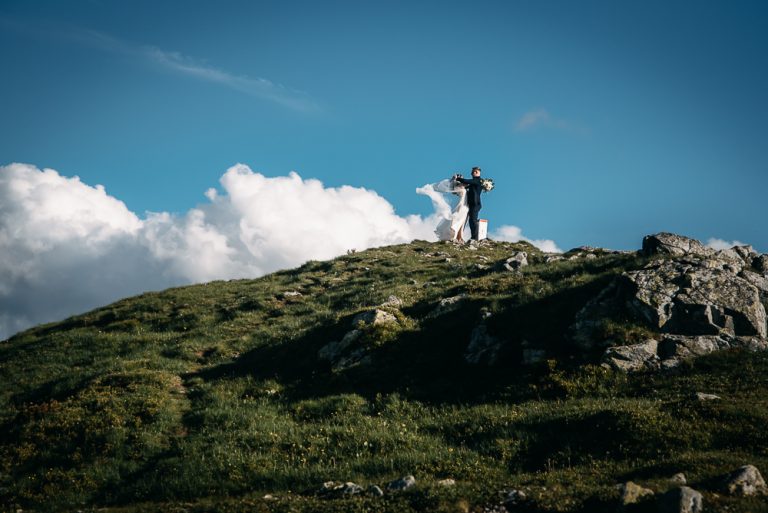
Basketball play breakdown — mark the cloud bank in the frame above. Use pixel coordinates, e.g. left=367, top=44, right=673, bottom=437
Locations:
left=706, top=237, right=747, bottom=251
left=0, top=163, right=558, bottom=339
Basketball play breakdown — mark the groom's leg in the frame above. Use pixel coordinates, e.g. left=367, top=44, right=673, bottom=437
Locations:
left=468, top=208, right=480, bottom=240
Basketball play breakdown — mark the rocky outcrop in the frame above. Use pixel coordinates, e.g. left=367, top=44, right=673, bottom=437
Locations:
left=622, top=259, right=766, bottom=338
left=642, top=233, right=712, bottom=257
left=568, top=233, right=768, bottom=370
left=602, top=334, right=768, bottom=371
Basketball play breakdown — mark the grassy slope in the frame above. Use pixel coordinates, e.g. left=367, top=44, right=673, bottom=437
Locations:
left=1, top=240, right=767, bottom=512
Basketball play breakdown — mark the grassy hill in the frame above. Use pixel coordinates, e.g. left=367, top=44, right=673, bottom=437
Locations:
left=2, top=239, right=768, bottom=512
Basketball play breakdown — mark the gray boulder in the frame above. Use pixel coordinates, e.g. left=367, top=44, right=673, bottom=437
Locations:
left=386, top=474, right=416, bottom=491
left=658, top=486, right=703, bottom=513
left=642, top=233, right=712, bottom=257
left=722, top=464, right=767, bottom=496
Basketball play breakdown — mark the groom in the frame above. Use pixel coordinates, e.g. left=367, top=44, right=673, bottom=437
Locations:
left=456, top=167, right=484, bottom=241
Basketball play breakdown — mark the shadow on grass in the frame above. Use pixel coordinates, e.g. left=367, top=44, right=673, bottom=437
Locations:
left=189, top=276, right=625, bottom=406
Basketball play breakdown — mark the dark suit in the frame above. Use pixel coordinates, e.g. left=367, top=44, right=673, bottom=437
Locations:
left=457, top=176, right=483, bottom=240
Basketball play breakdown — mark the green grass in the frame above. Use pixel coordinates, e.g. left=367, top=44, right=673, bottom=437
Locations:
left=2, top=240, right=767, bottom=512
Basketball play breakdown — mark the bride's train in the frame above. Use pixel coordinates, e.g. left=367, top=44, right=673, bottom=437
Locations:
left=416, top=178, right=469, bottom=242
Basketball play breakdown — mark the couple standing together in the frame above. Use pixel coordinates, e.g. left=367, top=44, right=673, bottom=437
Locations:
left=434, top=166, right=487, bottom=243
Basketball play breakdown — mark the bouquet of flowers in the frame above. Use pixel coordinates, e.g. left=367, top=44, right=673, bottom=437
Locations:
left=480, top=178, right=495, bottom=192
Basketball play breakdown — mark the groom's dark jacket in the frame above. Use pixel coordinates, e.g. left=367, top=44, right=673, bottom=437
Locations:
left=457, top=177, right=482, bottom=208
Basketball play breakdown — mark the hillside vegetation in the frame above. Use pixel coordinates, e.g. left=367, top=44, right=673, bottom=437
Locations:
left=2, top=238, right=768, bottom=512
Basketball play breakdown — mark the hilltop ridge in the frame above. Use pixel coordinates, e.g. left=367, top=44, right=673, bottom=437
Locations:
left=2, top=233, right=768, bottom=512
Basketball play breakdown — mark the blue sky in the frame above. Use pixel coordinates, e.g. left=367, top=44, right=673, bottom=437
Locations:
left=2, top=0, right=767, bottom=252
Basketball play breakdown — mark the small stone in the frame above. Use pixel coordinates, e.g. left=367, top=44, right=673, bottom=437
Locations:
left=428, top=294, right=467, bottom=318
left=670, top=473, right=687, bottom=485
left=386, top=475, right=416, bottom=491
left=503, top=489, right=527, bottom=507
left=282, top=290, right=302, bottom=297
left=262, top=494, right=276, bottom=500
left=618, top=481, right=654, bottom=505
left=352, top=309, right=397, bottom=327
left=381, top=295, right=403, bottom=308
left=722, top=464, right=768, bottom=496
left=658, top=486, right=703, bottom=513
left=437, top=478, right=456, bottom=487
left=502, top=251, right=528, bottom=272
left=367, top=485, right=384, bottom=497
left=694, top=392, right=721, bottom=401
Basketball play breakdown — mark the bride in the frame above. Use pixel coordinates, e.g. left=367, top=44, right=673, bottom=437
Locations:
left=416, top=177, right=469, bottom=242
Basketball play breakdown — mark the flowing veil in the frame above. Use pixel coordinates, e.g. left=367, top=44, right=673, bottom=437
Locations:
left=416, top=178, right=469, bottom=241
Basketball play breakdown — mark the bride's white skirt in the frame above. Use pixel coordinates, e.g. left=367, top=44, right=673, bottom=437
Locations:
left=416, top=179, right=469, bottom=242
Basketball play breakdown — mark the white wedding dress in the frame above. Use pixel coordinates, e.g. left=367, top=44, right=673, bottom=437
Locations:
left=416, top=178, right=469, bottom=242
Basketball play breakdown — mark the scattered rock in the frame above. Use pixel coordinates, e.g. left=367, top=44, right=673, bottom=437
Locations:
left=503, top=489, right=527, bottom=507
left=387, top=475, right=416, bottom=491
left=465, top=324, right=503, bottom=365
left=428, top=294, right=467, bottom=318
left=437, top=478, right=456, bottom=487
left=380, top=295, right=404, bottom=308
left=670, top=473, right=687, bottom=486
left=694, top=392, right=721, bottom=401
left=658, top=486, right=703, bottom=513
left=602, top=339, right=660, bottom=372
left=367, top=485, right=385, bottom=497
left=618, top=481, right=654, bottom=505
left=722, top=464, right=768, bottom=496
left=642, top=233, right=712, bottom=257
left=318, top=330, right=361, bottom=362
left=282, top=290, right=302, bottom=297
left=319, top=481, right=364, bottom=497
left=502, top=252, right=528, bottom=272
left=545, top=254, right=564, bottom=263
left=602, top=334, right=768, bottom=372
left=352, top=309, right=398, bottom=327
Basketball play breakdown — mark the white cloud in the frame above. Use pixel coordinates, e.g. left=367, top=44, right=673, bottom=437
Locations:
left=514, top=109, right=587, bottom=135
left=0, top=163, right=556, bottom=339
left=144, top=47, right=318, bottom=112
left=0, top=163, right=443, bottom=339
left=2, top=20, right=318, bottom=112
left=491, top=225, right=562, bottom=253
left=706, top=237, right=747, bottom=251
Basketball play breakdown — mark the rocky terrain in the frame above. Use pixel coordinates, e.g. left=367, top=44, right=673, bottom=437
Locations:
left=2, top=232, right=768, bottom=512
